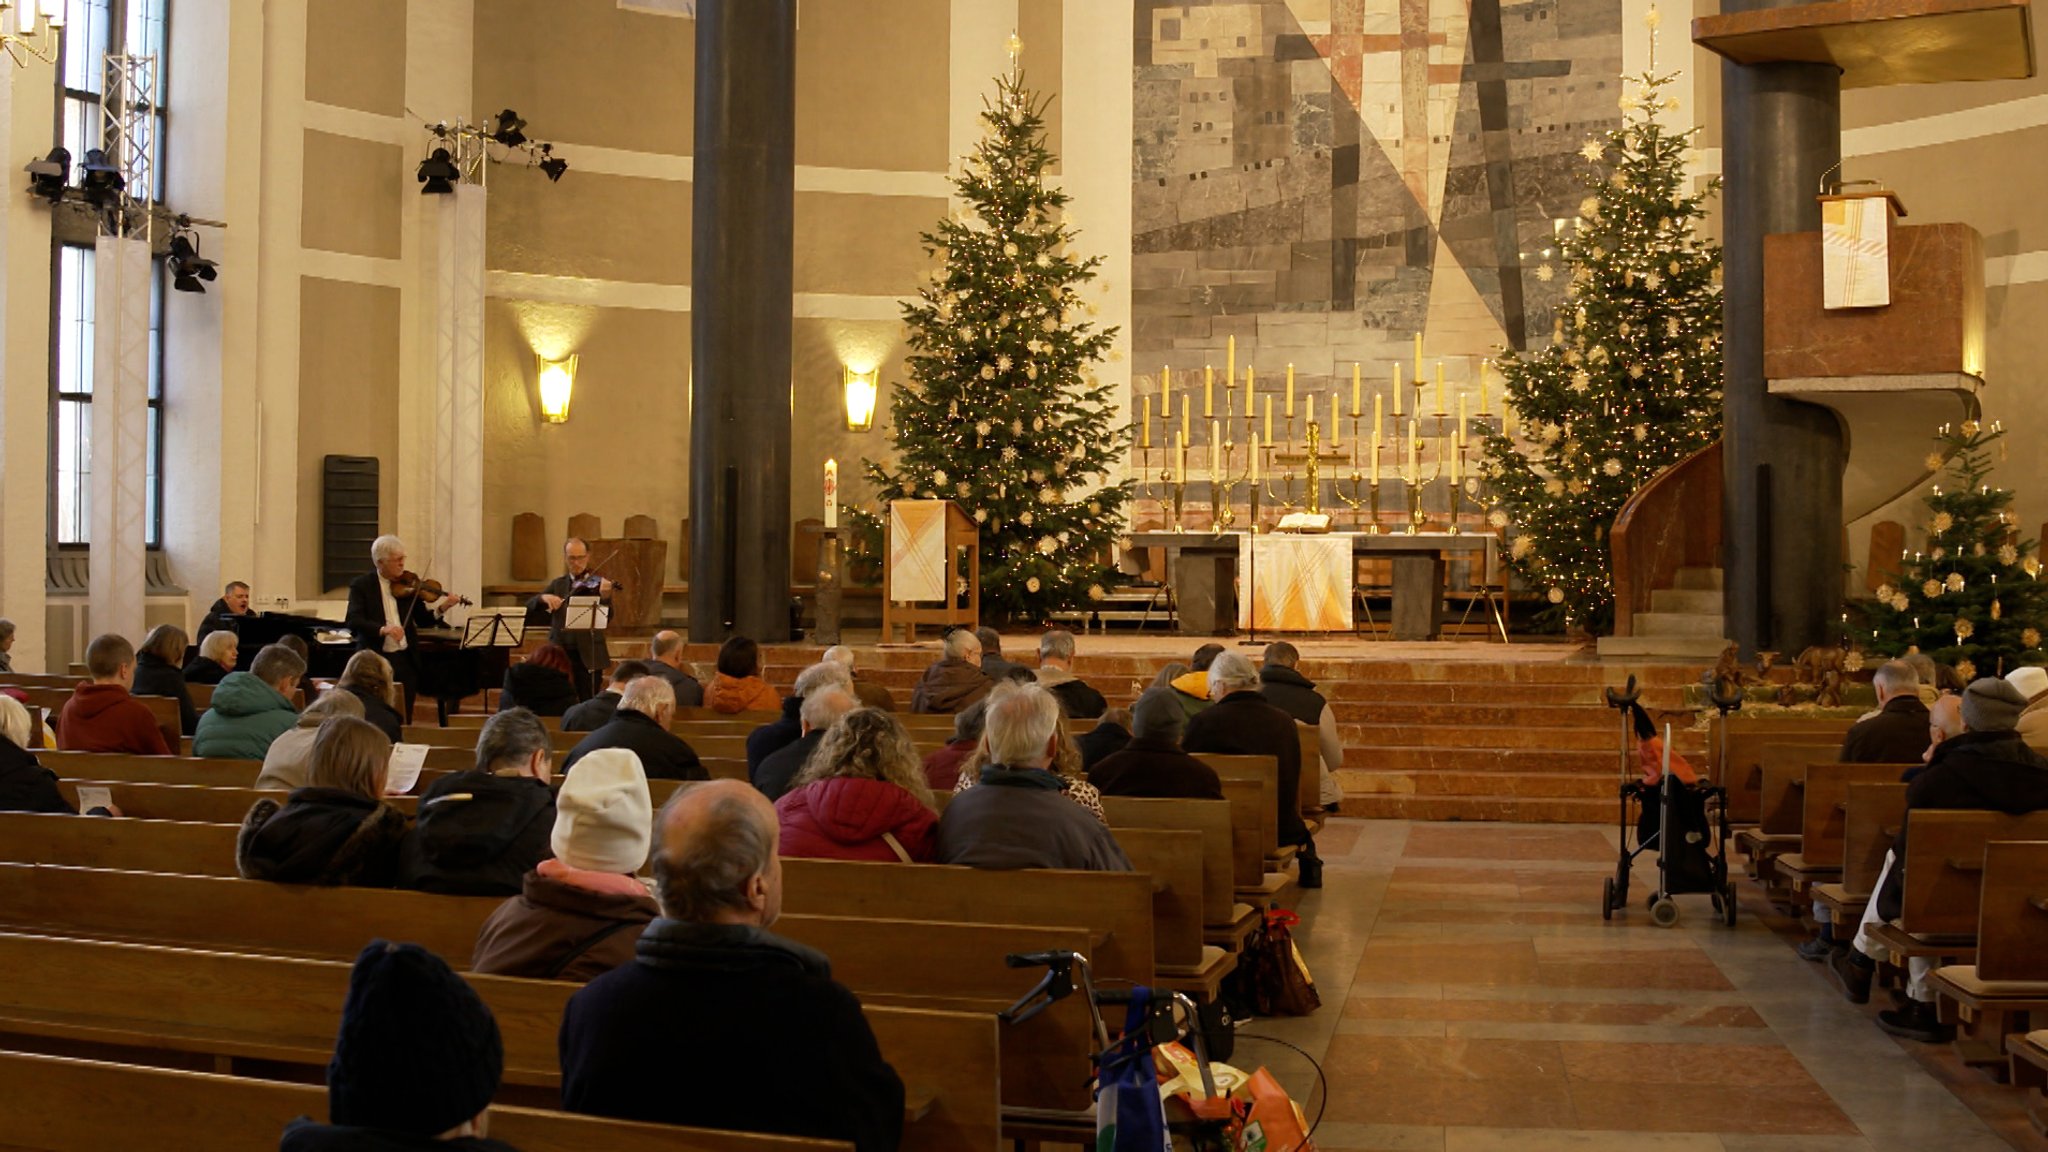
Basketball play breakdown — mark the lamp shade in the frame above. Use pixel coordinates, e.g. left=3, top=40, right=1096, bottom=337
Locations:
left=843, top=365, right=879, bottom=432
left=538, top=354, right=577, bottom=423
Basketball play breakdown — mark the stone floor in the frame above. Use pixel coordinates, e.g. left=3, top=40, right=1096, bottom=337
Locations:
left=1242, top=817, right=2042, bottom=1151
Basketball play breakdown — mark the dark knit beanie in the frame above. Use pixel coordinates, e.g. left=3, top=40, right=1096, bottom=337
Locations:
left=1962, top=677, right=2027, bottom=733
left=328, top=940, right=504, bottom=1136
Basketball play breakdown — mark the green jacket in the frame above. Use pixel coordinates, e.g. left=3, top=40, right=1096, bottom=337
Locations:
left=194, top=672, right=300, bottom=761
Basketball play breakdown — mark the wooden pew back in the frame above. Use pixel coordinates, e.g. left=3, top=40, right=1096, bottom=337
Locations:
left=1901, top=811, right=2048, bottom=938
left=1197, top=754, right=1280, bottom=860
left=1110, top=827, right=1204, bottom=968
left=54, top=779, right=420, bottom=825
left=1710, top=715, right=1851, bottom=823
left=1100, top=796, right=1234, bottom=928
left=1218, top=778, right=1265, bottom=890
left=0, top=1051, right=851, bottom=1151
left=1802, top=762, right=1912, bottom=868
left=1756, top=748, right=1837, bottom=836
left=1843, top=782, right=1909, bottom=897
left=1976, top=840, right=2048, bottom=982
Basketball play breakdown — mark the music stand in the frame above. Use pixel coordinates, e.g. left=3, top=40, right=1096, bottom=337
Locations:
left=563, top=596, right=611, bottom=696
left=462, top=610, right=526, bottom=650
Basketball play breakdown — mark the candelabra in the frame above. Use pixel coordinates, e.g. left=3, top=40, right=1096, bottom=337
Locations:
left=1209, top=436, right=1253, bottom=532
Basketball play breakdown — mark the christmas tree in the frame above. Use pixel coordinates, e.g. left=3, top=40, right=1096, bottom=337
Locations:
left=856, top=61, right=1130, bottom=625
left=1864, top=420, right=2048, bottom=677
left=1480, top=29, right=1723, bottom=634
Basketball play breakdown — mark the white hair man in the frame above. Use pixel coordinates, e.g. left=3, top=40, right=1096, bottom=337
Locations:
left=1185, top=650, right=1321, bottom=887
left=910, top=628, right=994, bottom=714
left=824, top=644, right=895, bottom=711
left=644, top=630, right=705, bottom=707
left=1033, top=630, right=1106, bottom=720
left=1839, top=659, right=1931, bottom=764
left=754, top=684, right=858, bottom=800
left=747, top=660, right=854, bottom=772
left=934, top=681, right=1131, bottom=872
left=563, top=675, right=705, bottom=781
left=559, top=779, right=905, bottom=1150
left=344, top=534, right=464, bottom=717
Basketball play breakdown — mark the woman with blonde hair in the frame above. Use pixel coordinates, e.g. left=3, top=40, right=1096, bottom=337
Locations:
left=236, top=715, right=409, bottom=886
left=776, top=708, right=938, bottom=862
left=337, top=649, right=405, bottom=741
left=132, top=624, right=199, bottom=734
left=254, top=689, right=365, bottom=791
left=0, top=695, right=70, bottom=813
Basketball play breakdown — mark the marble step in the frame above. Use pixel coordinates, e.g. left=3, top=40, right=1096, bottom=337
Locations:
left=1649, top=588, right=1723, bottom=614
left=1337, top=723, right=1618, bottom=751
left=1331, top=703, right=1624, bottom=729
left=1595, top=635, right=1734, bottom=660
left=1340, top=792, right=1616, bottom=824
left=1337, top=769, right=1623, bottom=799
left=1338, top=743, right=1702, bottom=773
left=1633, top=611, right=1728, bottom=638
left=1674, top=567, right=1724, bottom=591
left=1324, top=683, right=1697, bottom=708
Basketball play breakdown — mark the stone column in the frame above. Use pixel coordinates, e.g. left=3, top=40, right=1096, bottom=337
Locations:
left=688, top=0, right=797, bottom=642
left=89, top=235, right=153, bottom=647
left=1719, top=6, right=1844, bottom=656
left=0, top=67, right=52, bottom=668
left=429, top=184, right=487, bottom=602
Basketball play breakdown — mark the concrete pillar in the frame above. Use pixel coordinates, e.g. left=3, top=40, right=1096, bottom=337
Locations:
left=689, top=0, right=797, bottom=641
left=88, top=235, right=152, bottom=648
left=1719, top=10, right=1845, bottom=656
left=0, top=65, right=55, bottom=669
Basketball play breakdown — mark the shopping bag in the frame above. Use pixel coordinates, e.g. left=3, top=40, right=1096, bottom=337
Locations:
left=1096, top=988, right=1171, bottom=1151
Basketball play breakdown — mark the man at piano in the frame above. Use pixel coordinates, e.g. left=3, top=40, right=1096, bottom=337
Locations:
left=526, top=537, right=617, bottom=698
left=345, top=535, right=465, bottom=719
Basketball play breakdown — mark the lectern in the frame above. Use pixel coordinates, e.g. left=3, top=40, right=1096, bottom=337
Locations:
left=881, top=500, right=979, bottom=642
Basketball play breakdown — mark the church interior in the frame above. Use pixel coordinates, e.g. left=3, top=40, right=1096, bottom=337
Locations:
left=3, top=0, right=2048, bottom=1148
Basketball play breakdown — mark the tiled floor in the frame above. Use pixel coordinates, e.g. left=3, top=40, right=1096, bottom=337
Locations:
left=1246, top=818, right=2043, bottom=1151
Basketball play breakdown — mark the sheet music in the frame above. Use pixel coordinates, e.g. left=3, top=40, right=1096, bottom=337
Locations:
left=462, top=609, right=526, bottom=648
left=386, top=744, right=429, bottom=795
left=564, top=595, right=609, bottom=632
left=76, top=785, right=113, bottom=815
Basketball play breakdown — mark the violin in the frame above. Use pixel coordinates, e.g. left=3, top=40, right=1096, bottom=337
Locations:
left=389, top=570, right=474, bottom=608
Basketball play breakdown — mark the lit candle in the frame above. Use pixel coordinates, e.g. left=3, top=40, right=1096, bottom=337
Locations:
left=1250, top=433, right=1260, bottom=481
left=1285, top=363, right=1296, bottom=417
left=1264, top=395, right=1273, bottom=444
left=1204, top=365, right=1214, bottom=418
left=1413, top=333, right=1423, bottom=382
left=1141, top=393, right=1152, bottom=448
left=1393, top=364, right=1404, bottom=416
left=1329, top=394, right=1341, bottom=450
left=1162, top=365, right=1172, bottom=418
left=1227, top=334, right=1236, bottom=392
left=1435, top=362, right=1445, bottom=414
left=824, top=458, right=839, bottom=529
left=1351, top=363, right=1362, bottom=417
left=1373, top=392, right=1384, bottom=445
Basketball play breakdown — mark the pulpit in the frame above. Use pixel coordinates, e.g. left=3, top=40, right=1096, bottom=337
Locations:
left=582, top=537, right=667, bottom=631
left=881, top=500, right=978, bottom=641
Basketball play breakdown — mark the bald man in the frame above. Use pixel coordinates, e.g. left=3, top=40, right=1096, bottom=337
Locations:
left=644, top=630, right=705, bottom=707
left=558, top=780, right=903, bottom=1151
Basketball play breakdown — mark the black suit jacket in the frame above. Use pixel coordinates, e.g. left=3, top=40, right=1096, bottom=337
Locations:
left=344, top=571, right=442, bottom=655
left=1184, top=689, right=1308, bottom=847
left=525, top=574, right=613, bottom=670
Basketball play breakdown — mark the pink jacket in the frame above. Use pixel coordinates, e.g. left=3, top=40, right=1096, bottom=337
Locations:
left=776, top=776, right=937, bottom=862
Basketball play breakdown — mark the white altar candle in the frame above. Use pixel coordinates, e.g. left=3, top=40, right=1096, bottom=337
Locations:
left=1392, top=363, right=1404, bottom=416
left=1204, top=364, right=1214, bottom=418
left=1373, top=392, right=1384, bottom=445
left=1210, top=419, right=1220, bottom=470
left=1227, top=334, right=1236, bottom=393
left=1330, top=395, right=1341, bottom=450
left=824, top=458, right=839, bottom=529
left=1141, top=393, right=1152, bottom=448
left=1250, top=433, right=1260, bottom=481
left=1351, top=363, right=1362, bottom=416
left=1162, top=365, right=1172, bottom=418
left=1285, top=363, right=1296, bottom=417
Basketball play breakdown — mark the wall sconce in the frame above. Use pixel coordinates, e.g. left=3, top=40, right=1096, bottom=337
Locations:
left=537, top=354, right=578, bottom=423
left=843, top=365, right=879, bottom=432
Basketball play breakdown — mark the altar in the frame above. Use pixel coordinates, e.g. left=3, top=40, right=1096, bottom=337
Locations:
left=1125, top=531, right=1499, bottom=641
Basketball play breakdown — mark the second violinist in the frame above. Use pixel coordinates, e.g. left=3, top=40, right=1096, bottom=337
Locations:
left=525, top=537, right=617, bottom=698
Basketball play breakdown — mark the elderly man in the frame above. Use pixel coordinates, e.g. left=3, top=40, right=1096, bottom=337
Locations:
left=563, top=660, right=651, bottom=733
left=1185, top=650, right=1320, bottom=887
left=559, top=779, right=904, bottom=1151
left=345, top=535, right=463, bottom=717
left=755, top=685, right=858, bottom=800
left=563, top=676, right=705, bottom=781
left=194, top=580, right=253, bottom=647
left=1830, top=677, right=2048, bottom=1040
left=193, top=644, right=305, bottom=760
left=399, top=708, right=557, bottom=896
left=747, top=661, right=853, bottom=772
left=825, top=644, right=896, bottom=711
left=1259, top=641, right=1346, bottom=811
left=936, top=682, right=1132, bottom=871
left=58, top=634, right=173, bottom=755
left=1034, top=630, right=1106, bottom=719
left=644, top=630, right=705, bottom=707
left=1840, top=659, right=1932, bottom=763
left=1091, top=688, right=1223, bottom=799
left=975, top=627, right=1029, bottom=683
left=911, top=628, right=995, bottom=714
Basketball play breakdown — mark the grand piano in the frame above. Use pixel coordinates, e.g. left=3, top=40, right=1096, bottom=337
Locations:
left=206, top=611, right=509, bottom=723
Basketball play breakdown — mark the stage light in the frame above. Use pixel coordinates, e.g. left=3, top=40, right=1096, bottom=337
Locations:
left=843, top=365, right=879, bottom=432
left=24, top=146, right=68, bottom=203
left=538, top=144, right=567, bottom=182
left=417, top=147, right=459, bottom=195
left=167, top=228, right=217, bottom=294
left=537, top=354, right=578, bottom=423
left=78, top=148, right=124, bottom=205
left=490, top=109, right=527, bottom=148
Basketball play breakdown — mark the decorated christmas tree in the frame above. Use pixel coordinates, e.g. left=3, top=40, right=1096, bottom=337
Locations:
left=856, top=60, right=1130, bottom=625
left=1481, top=28, right=1723, bottom=634
left=1864, top=421, right=2048, bottom=677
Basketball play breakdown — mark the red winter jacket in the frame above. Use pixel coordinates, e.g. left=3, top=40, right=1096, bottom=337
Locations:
left=58, top=683, right=172, bottom=755
left=775, top=776, right=937, bottom=863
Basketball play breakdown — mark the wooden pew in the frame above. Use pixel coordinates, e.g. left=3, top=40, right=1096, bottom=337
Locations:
left=0, top=933, right=995, bottom=1151
left=1813, top=782, right=1909, bottom=930
left=1110, top=827, right=1234, bottom=1001
left=1774, top=762, right=1911, bottom=896
left=1101, top=796, right=1256, bottom=953
left=1928, top=841, right=2048, bottom=1070
left=0, top=1051, right=853, bottom=1151
left=1199, top=754, right=1294, bottom=896
left=53, top=779, right=421, bottom=825
left=0, top=812, right=241, bottom=876
left=2007, top=1029, right=2048, bottom=1135
left=1862, top=811, right=2048, bottom=978
left=1710, top=714, right=1851, bottom=824
left=40, top=749, right=262, bottom=787
left=6, top=683, right=181, bottom=755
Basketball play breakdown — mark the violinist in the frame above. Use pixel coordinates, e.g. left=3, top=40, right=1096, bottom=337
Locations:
left=344, top=535, right=468, bottom=717
left=526, top=537, right=617, bottom=698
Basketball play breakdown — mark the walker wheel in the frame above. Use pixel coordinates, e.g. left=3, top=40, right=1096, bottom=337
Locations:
left=1722, top=883, right=1739, bottom=927
left=1602, top=877, right=1616, bottom=921
left=1651, top=898, right=1681, bottom=928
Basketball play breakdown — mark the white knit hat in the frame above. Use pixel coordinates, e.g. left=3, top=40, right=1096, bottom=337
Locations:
left=552, top=748, right=653, bottom=874
left=2007, top=665, right=2048, bottom=703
